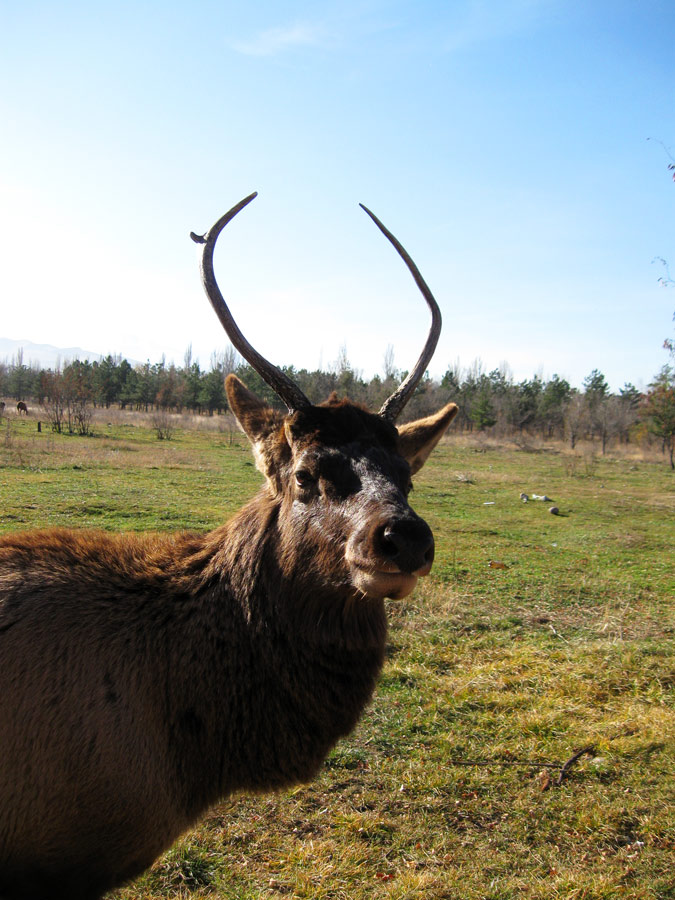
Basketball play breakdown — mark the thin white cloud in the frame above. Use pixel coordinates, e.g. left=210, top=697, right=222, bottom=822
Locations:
left=232, top=22, right=326, bottom=57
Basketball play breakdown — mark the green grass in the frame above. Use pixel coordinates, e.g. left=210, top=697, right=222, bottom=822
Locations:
left=1, top=413, right=674, bottom=899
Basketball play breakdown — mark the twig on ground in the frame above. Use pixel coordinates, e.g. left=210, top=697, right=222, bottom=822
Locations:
left=447, top=745, right=597, bottom=787
left=556, top=745, right=596, bottom=785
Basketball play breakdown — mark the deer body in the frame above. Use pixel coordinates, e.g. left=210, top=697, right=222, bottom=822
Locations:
left=0, top=516, right=383, bottom=898
left=0, top=196, right=457, bottom=899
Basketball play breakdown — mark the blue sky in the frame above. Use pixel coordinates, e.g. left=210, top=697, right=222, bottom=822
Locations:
left=1, top=0, right=673, bottom=391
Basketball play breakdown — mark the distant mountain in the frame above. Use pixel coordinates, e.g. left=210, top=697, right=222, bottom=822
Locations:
left=0, top=338, right=106, bottom=370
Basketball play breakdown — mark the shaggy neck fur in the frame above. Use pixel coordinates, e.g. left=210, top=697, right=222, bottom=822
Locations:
left=75, top=483, right=390, bottom=813
left=176, top=490, right=388, bottom=797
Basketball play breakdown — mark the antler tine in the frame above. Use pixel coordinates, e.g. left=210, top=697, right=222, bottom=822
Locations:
left=191, top=193, right=311, bottom=413
left=359, top=204, right=442, bottom=422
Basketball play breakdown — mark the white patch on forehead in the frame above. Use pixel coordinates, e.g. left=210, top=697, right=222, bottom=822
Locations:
left=355, top=460, right=401, bottom=502
left=292, top=441, right=408, bottom=506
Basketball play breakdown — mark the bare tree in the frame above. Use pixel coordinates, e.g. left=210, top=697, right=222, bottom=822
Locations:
left=383, top=344, right=397, bottom=380
left=564, top=393, right=588, bottom=450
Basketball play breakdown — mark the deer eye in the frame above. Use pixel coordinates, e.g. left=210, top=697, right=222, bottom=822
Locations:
left=294, top=469, right=316, bottom=490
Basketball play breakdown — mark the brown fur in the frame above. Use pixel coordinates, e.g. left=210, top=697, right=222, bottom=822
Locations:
left=15, top=401, right=27, bottom=415
left=0, top=376, right=457, bottom=900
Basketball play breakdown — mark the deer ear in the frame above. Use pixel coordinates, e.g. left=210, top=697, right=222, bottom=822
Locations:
left=225, top=375, right=283, bottom=442
left=397, top=402, right=458, bottom=475
left=226, top=375, right=289, bottom=486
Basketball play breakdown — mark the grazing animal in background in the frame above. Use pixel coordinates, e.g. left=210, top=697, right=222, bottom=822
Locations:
left=16, top=400, right=27, bottom=415
left=0, top=193, right=458, bottom=900
left=0, top=401, right=5, bottom=414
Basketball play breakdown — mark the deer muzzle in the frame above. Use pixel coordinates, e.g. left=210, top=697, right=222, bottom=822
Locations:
left=345, top=512, right=435, bottom=600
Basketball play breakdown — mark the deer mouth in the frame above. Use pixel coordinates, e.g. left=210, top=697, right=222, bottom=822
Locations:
left=346, top=519, right=435, bottom=600
left=348, top=559, right=433, bottom=601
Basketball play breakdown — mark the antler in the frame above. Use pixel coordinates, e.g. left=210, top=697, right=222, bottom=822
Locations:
left=359, top=204, right=442, bottom=422
left=191, top=192, right=311, bottom=413
left=192, top=195, right=441, bottom=420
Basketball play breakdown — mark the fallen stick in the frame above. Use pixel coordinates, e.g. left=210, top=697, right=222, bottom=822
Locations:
left=446, top=745, right=597, bottom=787
left=556, top=745, right=596, bottom=785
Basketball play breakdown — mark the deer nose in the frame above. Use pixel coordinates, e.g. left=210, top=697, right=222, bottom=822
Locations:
left=378, top=518, right=435, bottom=574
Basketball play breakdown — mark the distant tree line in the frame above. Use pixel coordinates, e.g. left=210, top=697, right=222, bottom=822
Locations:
left=1, top=345, right=674, bottom=466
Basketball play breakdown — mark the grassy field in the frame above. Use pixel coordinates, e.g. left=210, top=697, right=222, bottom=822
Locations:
left=1, top=411, right=674, bottom=899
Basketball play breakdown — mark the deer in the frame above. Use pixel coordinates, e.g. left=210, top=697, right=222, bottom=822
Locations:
left=0, top=193, right=458, bottom=900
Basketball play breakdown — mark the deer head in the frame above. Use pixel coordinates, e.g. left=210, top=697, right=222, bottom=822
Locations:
left=191, top=195, right=457, bottom=607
